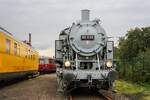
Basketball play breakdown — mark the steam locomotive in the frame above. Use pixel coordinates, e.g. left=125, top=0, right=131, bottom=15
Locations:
left=55, top=10, right=117, bottom=93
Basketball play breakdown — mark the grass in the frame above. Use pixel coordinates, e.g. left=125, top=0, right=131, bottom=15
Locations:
left=115, top=80, right=150, bottom=100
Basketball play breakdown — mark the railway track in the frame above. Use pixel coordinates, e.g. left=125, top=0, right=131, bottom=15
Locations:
left=100, top=92, right=113, bottom=100
left=66, top=94, right=112, bottom=100
left=64, top=88, right=114, bottom=100
left=99, top=89, right=114, bottom=100
left=65, top=90, right=131, bottom=100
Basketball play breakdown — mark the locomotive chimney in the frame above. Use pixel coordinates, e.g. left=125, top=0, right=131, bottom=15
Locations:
left=29, top=33, right=31, bottom=45
left=81, top=9, right=90, bottom=21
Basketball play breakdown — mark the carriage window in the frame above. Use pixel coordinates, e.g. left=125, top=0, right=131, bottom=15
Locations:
left=39, top=59, right=44, bottom=64
left=45, top=59, right=49, bottom=64
left=6, top=39, right=11, bottom=54
left=49, top=59, right=53, bottom=64
left=14, top=43, right=17, bottom=55
left=31, top=54, right=32, bottom=59
left=18, top=45, right=20, bottom=56
left=25, top=49, right=28, bottom=58
left=28, top=50, right=30, bottom=59
left=33, top=55, right=35, bottom=60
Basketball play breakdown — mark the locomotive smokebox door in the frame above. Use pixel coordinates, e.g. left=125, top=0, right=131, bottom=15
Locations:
left=106, top=41, right=114, bottom=60
left=55, top=40, right=63, bottom=59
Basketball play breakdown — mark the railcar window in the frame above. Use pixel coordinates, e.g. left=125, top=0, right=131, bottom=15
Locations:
left=49, top=59, right=54, bottom=64
left=31, top=51, right=33, bottom=59
left=49, top=59, right=52, bottom=63
left=27, top=49, right=30, bottom=59
left=14, top=43, right=17, bottom=55
left=28, top=50, right=30, bottom=59
left=45, top=59, right=49, bottom=64
left=25, top=49, right=28, bottom=58
left=33, top=54, right=35, bottom=60
left=18, top=45, right=20, bottom=56
left=39, top=59, right=44, bottom=64
left=29, top=50, right=31, bottom=59
left=6, top=39, right=10, bottom=54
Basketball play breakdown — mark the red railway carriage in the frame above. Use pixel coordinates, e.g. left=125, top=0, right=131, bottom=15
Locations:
left=39, top=57, right=56, bottom=73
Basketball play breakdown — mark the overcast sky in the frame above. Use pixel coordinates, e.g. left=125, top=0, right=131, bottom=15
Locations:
left=0, top=0, right=150, bottom=57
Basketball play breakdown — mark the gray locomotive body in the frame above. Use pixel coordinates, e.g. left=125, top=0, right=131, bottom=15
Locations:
left=55, top=10, right=117, bottom=93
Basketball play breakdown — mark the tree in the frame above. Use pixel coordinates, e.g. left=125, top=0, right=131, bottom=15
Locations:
left=118, top=27, right=150, bottom=60
left=116, top=27, right=150, bottom=83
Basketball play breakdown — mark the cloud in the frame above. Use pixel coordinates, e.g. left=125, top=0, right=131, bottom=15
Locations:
left=37, top=47, right=54, bottom=57
left=0, top=0, right=150, bottom=57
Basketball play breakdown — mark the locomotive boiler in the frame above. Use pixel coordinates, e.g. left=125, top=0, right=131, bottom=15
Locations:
left=55, top=10, right=117, bottom=93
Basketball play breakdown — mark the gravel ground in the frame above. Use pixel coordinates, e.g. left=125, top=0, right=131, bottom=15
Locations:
left=0, top=74, right=63, bottom=100
left=0, top=74, right=130, bottom=100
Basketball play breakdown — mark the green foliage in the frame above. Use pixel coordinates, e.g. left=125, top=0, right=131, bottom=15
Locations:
left=115, top=80, right=150, bottom=100
left=118, top=27, right=150, bottom=60
left=115, top=80, right=150, bottom=94
left=116, top=27, right=150, bottom=84
left=134, top=49, right=150, bottom=83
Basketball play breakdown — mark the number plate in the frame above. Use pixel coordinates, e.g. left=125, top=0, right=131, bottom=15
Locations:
left=81, top=35, right=94, bottom=40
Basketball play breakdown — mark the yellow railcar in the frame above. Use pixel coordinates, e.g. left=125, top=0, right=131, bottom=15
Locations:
left=0, top=28, right=39, bottom=81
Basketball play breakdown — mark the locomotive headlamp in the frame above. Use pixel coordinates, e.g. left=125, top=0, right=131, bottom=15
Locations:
left=106, top=60, right=113, bottom=68
left=64, top=61, right=71, bottom=67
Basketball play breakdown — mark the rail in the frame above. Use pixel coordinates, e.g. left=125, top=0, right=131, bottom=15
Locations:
left=65, top=90, right=114, bottom=100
